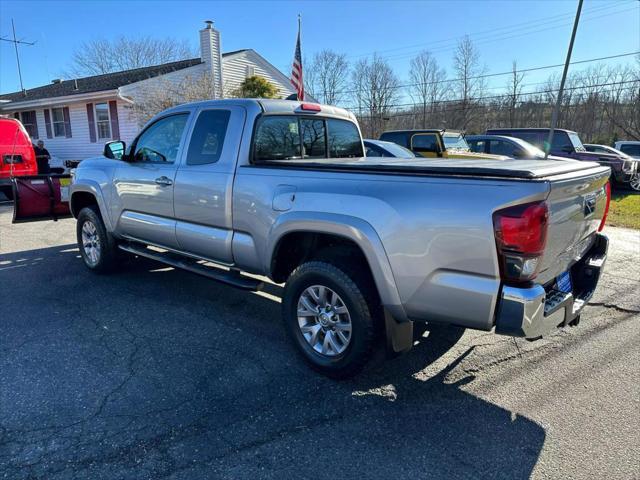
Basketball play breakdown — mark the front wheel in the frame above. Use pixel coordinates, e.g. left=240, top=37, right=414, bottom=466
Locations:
left=76, top=205, right=120, bottom=273
left=282, top=261, right=380, bottom=378
left=628, top=174, right=640, bottom=192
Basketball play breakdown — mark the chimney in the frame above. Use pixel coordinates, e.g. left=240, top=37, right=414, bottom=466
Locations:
left=199, top=20, right=223, bottom=99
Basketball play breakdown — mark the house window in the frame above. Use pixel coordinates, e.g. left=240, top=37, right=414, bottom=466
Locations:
left=20, top=111, right=38, bottom=139
left=94, top=103, right=111, bottom=139
left=246, top=65, right=255, bottom=78
left=51, top=107, right=66, bottom=137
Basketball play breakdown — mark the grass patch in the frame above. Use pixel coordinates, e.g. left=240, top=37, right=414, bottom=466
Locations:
left=608, top=191, right=640, bottom=229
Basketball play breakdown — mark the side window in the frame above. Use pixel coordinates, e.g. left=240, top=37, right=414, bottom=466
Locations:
left=551, top=132, right=573, bottom=152
left=365, top=145, right=383, bottom=157
left=488, top=140, right=518, bottom=157
left=327, top=119, right=363, bottom=158
left=301, top=119, right=326, bottom=158
left=514, top=132, right=544, bottom=149
left=187, top=110, right=230, bottom=165
left=411, top=134, right=439, bottom=153
left=468, top=139, right=485, bottom=153
left=254, top=116, right=301, bottom=161
left=134, top=114, right=188, bottom=164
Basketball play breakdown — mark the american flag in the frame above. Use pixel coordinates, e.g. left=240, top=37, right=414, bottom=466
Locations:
left=290, top=18, right=304, bottom=101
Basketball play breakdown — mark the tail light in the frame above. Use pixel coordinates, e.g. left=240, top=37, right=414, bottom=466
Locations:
left=598, top=182, right=610, bottom=232
left=493, top=201, right=549, bottom=283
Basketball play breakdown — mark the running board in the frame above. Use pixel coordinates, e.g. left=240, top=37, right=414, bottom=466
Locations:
left=118, top=243, right=264, bottom=291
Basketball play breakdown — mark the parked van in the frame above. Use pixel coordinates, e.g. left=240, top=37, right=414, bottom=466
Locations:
left=0, top=117, right=38, bottom=198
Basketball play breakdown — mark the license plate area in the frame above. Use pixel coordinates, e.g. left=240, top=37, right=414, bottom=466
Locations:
left=556, top=270, right=573, bottom=294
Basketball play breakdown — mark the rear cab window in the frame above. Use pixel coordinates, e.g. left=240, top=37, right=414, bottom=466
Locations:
left=253, top=115, right=363, bottom=162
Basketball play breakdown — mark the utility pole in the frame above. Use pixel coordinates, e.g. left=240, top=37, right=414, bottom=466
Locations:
left=0, top=19, right=35, bottom=94
left=545, top=0, right=583, bottom=158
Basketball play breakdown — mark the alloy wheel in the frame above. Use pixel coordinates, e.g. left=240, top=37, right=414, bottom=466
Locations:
left=297, top=285, right=352, bottom=356
left=81, top=220, right=101, bottom=266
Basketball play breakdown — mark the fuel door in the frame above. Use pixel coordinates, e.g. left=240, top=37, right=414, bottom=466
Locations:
left=272, top=184, right=297, bottom=212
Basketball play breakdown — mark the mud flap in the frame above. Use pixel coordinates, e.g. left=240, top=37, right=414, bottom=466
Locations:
left=385, top=309, right=414, bottom=354
left=11, top=174, right=72, bottom=223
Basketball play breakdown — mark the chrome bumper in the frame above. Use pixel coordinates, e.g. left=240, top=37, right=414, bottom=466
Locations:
left=495, top=233, right=608, bottom=339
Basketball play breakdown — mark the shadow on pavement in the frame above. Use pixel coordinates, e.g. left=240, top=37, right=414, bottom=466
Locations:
left=0, top=244, right=546, bottom=479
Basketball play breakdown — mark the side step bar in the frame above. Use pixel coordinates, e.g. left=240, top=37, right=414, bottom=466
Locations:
left=118, top=242, right=264, bottom=291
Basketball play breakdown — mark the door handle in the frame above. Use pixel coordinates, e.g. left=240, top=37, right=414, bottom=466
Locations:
left=154, top=176, right=173, bottom=186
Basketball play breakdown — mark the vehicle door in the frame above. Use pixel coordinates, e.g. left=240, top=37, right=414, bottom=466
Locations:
left=173, top=106, right=245, bottom=264
left=113, top=112, right=190, bottom=249
left=411, top=133, right=442, bottom=158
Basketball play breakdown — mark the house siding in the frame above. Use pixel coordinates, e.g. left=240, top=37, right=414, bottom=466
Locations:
left=222, top=51, right=295, bottom=99
left=12, top=99, right=135, bottom=161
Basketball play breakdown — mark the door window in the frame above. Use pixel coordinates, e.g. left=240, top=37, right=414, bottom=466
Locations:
left=467, top=139, right=485, bottom=153
left=133, top=114, right=188, bottom=164
left=187, top=110, right=231, bottom=165
left=488, top=140, right=519, bottom=157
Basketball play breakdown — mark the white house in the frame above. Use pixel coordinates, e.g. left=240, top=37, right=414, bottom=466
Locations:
left=0, top=22, right=296, bottom=160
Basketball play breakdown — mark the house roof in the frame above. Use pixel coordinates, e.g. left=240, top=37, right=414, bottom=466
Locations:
left=0, top=50, right=250, bottom=104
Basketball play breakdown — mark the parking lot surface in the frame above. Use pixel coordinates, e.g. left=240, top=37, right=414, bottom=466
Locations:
left=1, top=202, right=639, bottom=479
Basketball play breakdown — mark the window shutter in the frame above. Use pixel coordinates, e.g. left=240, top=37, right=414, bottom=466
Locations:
left=63, top=106, right=72, bottom=138
left=108, top=100, right=120, bottom=140
left=86, top=103, right=96, bottom=143
left=44, top=109, right=53, bottom=139
left=31, top=111, right=39, bottom=139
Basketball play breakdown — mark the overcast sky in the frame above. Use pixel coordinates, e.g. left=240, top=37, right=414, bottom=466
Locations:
left=1, top=0, right=638, bottom=96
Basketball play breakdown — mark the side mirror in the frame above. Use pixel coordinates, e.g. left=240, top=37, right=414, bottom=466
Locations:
left=104, top=140, right=126, bottom=160
left=512, top=149, right=524, bottom=158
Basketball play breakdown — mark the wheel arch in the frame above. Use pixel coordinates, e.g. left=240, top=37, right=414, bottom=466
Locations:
left=69, top=183, right=113, bottom=231
left=267, top=212, right=407, bottom=322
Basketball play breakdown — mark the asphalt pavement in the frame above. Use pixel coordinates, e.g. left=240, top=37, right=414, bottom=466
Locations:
left=0, top=201, right=638, bottom=479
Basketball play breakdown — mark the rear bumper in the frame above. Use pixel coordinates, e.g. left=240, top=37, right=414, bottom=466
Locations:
left=495, top=233, right=608, bottom=339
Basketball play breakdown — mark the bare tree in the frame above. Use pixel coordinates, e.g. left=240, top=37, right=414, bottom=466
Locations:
left=504, top=60, right=525, bottom=126
left=452, top=36, right=487, bottom=130
left=66, top=36, right=194, bottom=77
left=133, top=73, right=215, bottom=125
left=351, top=54, right=400, bottom=137
left=305, top=50, right=350, bottom=105
left=408, top=50, right=447, bottom=128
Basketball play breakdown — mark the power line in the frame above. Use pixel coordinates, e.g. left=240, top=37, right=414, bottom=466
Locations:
left=354, top=85, right=638, bottom=120
left=331, top=51, right=640, bottom=98
left=344, top=1, right=629, bottom=60
left=349, top=81, right=638, bottom=115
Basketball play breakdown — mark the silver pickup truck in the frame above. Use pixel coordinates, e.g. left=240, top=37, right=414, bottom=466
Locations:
left=12, top=99, right=611, bottom=377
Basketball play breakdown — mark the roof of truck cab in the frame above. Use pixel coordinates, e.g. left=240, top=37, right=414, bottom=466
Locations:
left=155, top=99, right=356, bottom=121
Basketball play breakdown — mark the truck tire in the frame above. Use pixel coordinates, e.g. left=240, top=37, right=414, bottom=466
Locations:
left=76, top=205, right=119, bottom=273
left=282, top=260, right=380, bottom=378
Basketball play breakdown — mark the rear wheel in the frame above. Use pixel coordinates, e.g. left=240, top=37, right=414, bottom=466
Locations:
left=629, top=174, right=640, bottom=192
left=282, top=260, right=380, bottom=378
left=76, top=205, right=120, bottom=273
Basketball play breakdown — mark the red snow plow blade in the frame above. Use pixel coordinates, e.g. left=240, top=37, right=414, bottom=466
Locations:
left=12, top=174, right=72, bottom=223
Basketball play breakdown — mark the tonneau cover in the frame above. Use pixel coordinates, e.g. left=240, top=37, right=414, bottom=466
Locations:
left=262, top=156, right=604, bottom=179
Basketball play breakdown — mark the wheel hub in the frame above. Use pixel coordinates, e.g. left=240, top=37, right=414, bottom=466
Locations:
left=297, top=285, right=352, bottom=356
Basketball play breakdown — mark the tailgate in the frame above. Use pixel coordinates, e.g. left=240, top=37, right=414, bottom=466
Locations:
left=537, top=166, right=610, bottom=285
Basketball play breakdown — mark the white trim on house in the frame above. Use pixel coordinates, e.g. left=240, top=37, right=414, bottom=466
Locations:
left=0, top=90, right=120, bottom=110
